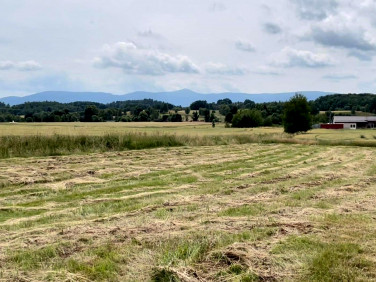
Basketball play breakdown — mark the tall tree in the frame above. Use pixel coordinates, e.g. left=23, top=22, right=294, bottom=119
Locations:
left=84, top=105, right=99, bottom=122
left=283, top=94, right=312, bottom=134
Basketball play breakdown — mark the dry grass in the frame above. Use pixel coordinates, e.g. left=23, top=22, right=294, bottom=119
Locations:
left=1, top=142, right=376, bottom=281
left=2, top=122, right=376, bottom=144
left=2, top=123, right=376, bottom=160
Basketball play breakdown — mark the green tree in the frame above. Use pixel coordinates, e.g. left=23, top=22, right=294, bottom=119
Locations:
left=84, top=105, right=99, bottom=122
left=138, top=110, right=149, bottom=121
left=169, top=113, right=182, bottom=122
left=192, top=111, right=199, bottom=121
left=202, top=108, right=211, bottom=122
left=190, top=100, right=208, bottom=110
left=219, top=104, right=231, bottom=116
left=209, top=111, right=218, bottom=122
left=231, top=109, right=263, bottom=128
left=217, top=98, right=232, bottom=105
left=283, top=94, right=312, bottom=134
left=225, top=112, right=233, bottom=123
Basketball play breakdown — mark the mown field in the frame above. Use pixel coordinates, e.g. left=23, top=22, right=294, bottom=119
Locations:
left=0, top=123, right=376, bottom=281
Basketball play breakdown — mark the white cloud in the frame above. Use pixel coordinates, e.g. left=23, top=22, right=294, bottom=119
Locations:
left=235, top=40, right=255, bottom=52
left=348, top=50, right=373, bottom=61
left=253, top=66, right=281, bottom=76
left=290, top=0, right=338, bottom=20
left=263, top=23, right=282, bottom=34
left=358, top=0, right=376, bottom=26
left=323, top=74, right=357, bottom=80
left=209, top=2, right=226, bottom=12
left=94, top=42, right=200, bottom=75
left=16, top=61, right=42, bottom=71
left=0, top=0, right=374, bottom=96
left=309, top=17, right=376, bottom=51
left=205, top=62, right=247, bottom=75
left=137, top=29, right=162, bottom=39
left=0, top=61, right=13, bottom=70
left=0, top=60, right=42, bottom=71
left=270, top=47, right=334, bottom=68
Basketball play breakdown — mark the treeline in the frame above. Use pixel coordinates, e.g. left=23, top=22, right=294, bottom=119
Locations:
left=0, top=100, right=175, bottom=122
left=0, top=93, right=375, bottom=125
left=314, top=94, right=376, bottom=113
left=0, top=98, right=285, bottom=125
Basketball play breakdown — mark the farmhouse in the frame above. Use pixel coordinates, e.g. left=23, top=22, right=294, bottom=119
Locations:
left=333, top=116, right=376, bottom=129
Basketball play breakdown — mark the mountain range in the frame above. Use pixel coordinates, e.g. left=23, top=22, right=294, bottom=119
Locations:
left=0, top=89, right=334, bottom=106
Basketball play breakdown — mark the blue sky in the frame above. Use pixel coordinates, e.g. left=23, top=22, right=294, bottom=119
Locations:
left=0, top=0, right=375, bottom=97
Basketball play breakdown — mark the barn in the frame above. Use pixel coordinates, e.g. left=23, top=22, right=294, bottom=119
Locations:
left=333, top=116, right=376, bottom=129
left=320, top=123, right=344, bottom=129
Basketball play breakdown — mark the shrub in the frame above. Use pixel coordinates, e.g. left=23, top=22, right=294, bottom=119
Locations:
left=169, top=113, right=182, bottom=122
left=231, top=109, right=263, bottom=128
left=192, top=111, right=199, bottom=121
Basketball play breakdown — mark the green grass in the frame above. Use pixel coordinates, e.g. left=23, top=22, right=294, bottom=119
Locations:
left=8, top=245, right=62, bottom=270
left=0, top=207, right=45, bottom=223
left=272, top=235, right=372, bottom=281
left=8, top=242, right=124, bottom=281
left=159, top=236, right=212, bottom=266
left=307, top=243, right=370, bottom=281
left=3, top=124, right=376, bottom=159
left=0, top=134, right=184, bottom=159
left=219, top=204, right=266, bottom=217
left=151, top=268, right=179, bottom=282
left=2, top=142, right=376, bottom=280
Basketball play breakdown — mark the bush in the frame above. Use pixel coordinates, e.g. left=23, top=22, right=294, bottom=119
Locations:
left=169, top=114, right=182, bottom=122
left=231, top=109, right=263, bottom=128
left=192, top=111, right=199, bottom=121
left=190, top=100, right=208, bottom=110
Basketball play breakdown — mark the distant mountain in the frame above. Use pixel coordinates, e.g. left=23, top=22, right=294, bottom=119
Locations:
left=0, top=91, right=116, bottom=106
left=0, top=89, right=334, bottom=106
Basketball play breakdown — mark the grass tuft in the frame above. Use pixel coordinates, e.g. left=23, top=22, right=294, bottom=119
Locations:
left=151, top=268, right=179, bottom=282
left=272, top=235, right=372, bottom=281
left=307, top=243, right=370, bottom=281
left=219, top=204, right=266, bottom=217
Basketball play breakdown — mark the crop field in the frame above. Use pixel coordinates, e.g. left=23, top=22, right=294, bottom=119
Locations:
left=1, top=127, right=376, bottom=281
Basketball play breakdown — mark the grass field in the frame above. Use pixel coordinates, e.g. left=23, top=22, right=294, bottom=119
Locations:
left=1, top=123, right=376, bottom=281
left=2, top=121, right=376, bottom=141
left=2, top=123, right=376, bottom=160
left=0, top=122, right=270, bottom=136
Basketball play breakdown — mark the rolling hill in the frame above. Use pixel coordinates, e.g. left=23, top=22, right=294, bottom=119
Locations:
left=0, top=89, right=334, bottom=106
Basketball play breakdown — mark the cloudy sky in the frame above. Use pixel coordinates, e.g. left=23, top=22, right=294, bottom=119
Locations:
left=0, top=0, right=376, bottom=97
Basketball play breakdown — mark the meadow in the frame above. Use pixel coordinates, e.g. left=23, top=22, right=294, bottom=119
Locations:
left=1, top=122, right=376, bottom=159
left=0, top=123, right=376, bottom=281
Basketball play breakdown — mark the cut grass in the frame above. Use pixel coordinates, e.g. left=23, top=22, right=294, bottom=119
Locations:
left=8, top=243, right=124, bottom=281
left=0, top=207, right=45, bottom=223
left=1, top=142, right=376, bottom=280
left=219, top=204, right=266, bottom=217
left=272, top=235, right=372, bottom=281
left=8, top=245, right=62, bottom=270
left=307, top=243, right=370, bottom=281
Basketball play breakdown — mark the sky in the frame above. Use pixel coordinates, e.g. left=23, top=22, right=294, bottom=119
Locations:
left=0, top=0, right=376, bottom=97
